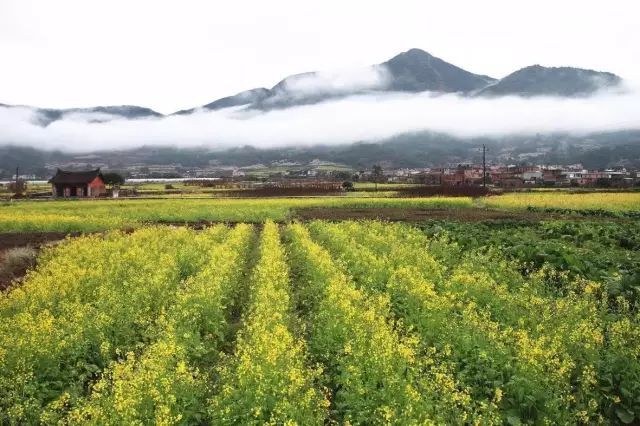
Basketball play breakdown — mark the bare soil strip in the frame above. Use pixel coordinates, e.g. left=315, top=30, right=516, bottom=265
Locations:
left=293, top=207, right=539, bottom=222
left=0, top=232, right=74, bottom=291
left=0, top=232, right=72, bottom=252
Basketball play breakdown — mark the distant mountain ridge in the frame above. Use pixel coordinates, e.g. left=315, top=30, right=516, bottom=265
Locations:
left=0, top=48, right=625, bottom=123
left=1, top=104, right=163, bottom=126
left=177, top=49, right=500, bottom=113
left=177, top=48, right=621, bottom=113
left=478, top=65, right=622, bottom=97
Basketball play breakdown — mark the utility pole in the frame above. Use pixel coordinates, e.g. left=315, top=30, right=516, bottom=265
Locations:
left=482, top=144, right=487, bottom=187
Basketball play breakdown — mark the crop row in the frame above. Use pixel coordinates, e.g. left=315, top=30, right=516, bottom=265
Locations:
left=209, top=221, right=327, bottom=424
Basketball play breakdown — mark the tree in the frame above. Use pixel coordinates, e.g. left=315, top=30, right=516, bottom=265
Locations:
left=342, top=181, right=354, bottom=191
left=8, top=179, right=26, bottom=196
left=333, top=171, right=352, bottom=180
left=372, top=164, right=383, bottom=193
left=102, top=172, right=125, bottom=186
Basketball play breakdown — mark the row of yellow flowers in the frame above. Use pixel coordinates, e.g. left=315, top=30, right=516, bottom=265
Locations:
left=210, top=221, right=328, bottom=424
left=484, top=191, right=640, bottom=212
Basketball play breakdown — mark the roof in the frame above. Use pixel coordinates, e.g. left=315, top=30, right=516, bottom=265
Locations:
left=49, top=168, right=104, bottom=184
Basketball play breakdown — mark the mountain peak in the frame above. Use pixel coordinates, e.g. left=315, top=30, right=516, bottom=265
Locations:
left=386, top=48, right=435, bottom=67
left=397, top=48, right=433, bottom=58
left=382, top=49, right=496, bottom=92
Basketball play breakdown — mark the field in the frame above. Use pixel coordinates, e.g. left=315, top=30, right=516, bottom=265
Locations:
left=484, top=192, right=640, bottom=214
left=1, top=191, right=639, bottom=233
left=1, top=192, right=639, bottom=424
left=0, top=197, right=473, bottom=232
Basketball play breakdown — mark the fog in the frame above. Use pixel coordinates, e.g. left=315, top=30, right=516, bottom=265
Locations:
left=268, top=65, right=391, bottom=100
left=1, top=86, right=640, bottom=153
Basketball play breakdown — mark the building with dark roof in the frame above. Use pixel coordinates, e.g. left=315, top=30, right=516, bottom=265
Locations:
left=49, top=169, right=107, bottom=197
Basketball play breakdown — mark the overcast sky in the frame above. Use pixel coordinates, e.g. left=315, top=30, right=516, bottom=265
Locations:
left=1, top=0, right=639, bottom=114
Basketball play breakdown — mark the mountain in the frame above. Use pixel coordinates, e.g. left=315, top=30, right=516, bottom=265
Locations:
left=174, top=88, right=271, bottom=114
left=179, top=49, right=622, bottom=112
left=35, top=105, right=162, bottom=126
left=382, top=48, right=496, bottom=92
left=477, top=65, right=622, bottom=97
left=0, top=104, right=163, bottom=126
left=0, top=48, right=625, bottom=121
left=185, top=48, right=499, bottom=112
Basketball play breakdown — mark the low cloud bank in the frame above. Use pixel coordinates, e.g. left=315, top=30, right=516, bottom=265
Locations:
left=1, top=88, right=640, bottom=153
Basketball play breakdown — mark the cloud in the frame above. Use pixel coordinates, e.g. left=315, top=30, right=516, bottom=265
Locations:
left=1, top=87, right=640, bottom=153
left=272, top=65, right=391, bottom=99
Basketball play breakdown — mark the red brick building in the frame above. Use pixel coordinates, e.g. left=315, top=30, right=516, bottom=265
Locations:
left=49, top=169, right=107, bottom=198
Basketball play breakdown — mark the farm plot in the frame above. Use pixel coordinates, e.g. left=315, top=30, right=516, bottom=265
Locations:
left=484, top=192, right=640, bottom=217
left=0, top=197, right=472, bottom=233
left=0, top=221, right=638, bottom=424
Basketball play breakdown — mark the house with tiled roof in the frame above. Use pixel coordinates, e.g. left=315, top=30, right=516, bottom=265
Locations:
left=49, top=169, right=107, bottom=197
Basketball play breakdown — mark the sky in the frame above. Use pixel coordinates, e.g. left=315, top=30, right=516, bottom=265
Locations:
left=1, top=0, right=639, bottom=114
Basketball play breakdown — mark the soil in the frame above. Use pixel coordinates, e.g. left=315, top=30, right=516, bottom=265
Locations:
left=293, top=207, right=543, bottom=222
left=145, top=206, right=626, bottom=227
left=0, top=232, right=72, bottom=253
left=0, top=232, right=72, bottom=291
left=0, top=259, right=32, bottom=292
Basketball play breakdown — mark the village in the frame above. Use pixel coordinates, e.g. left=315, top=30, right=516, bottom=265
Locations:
left=381, top=163, right=640, bottom=188
left=45, top=161, right=640, bottom=188
left=1, top=161, right=639, bottom=200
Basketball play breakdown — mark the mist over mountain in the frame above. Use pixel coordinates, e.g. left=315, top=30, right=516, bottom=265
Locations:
left=0, top=47, right=637, bottom=167
left=174, top=89, right=272, bottom=115
left=1, top=105, right=162, bottom=126
left=2, top=48, right=621, bottom=123
left=174, top=48, right=620, bottom=114
left=478, top=65, right=622, bottom=97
